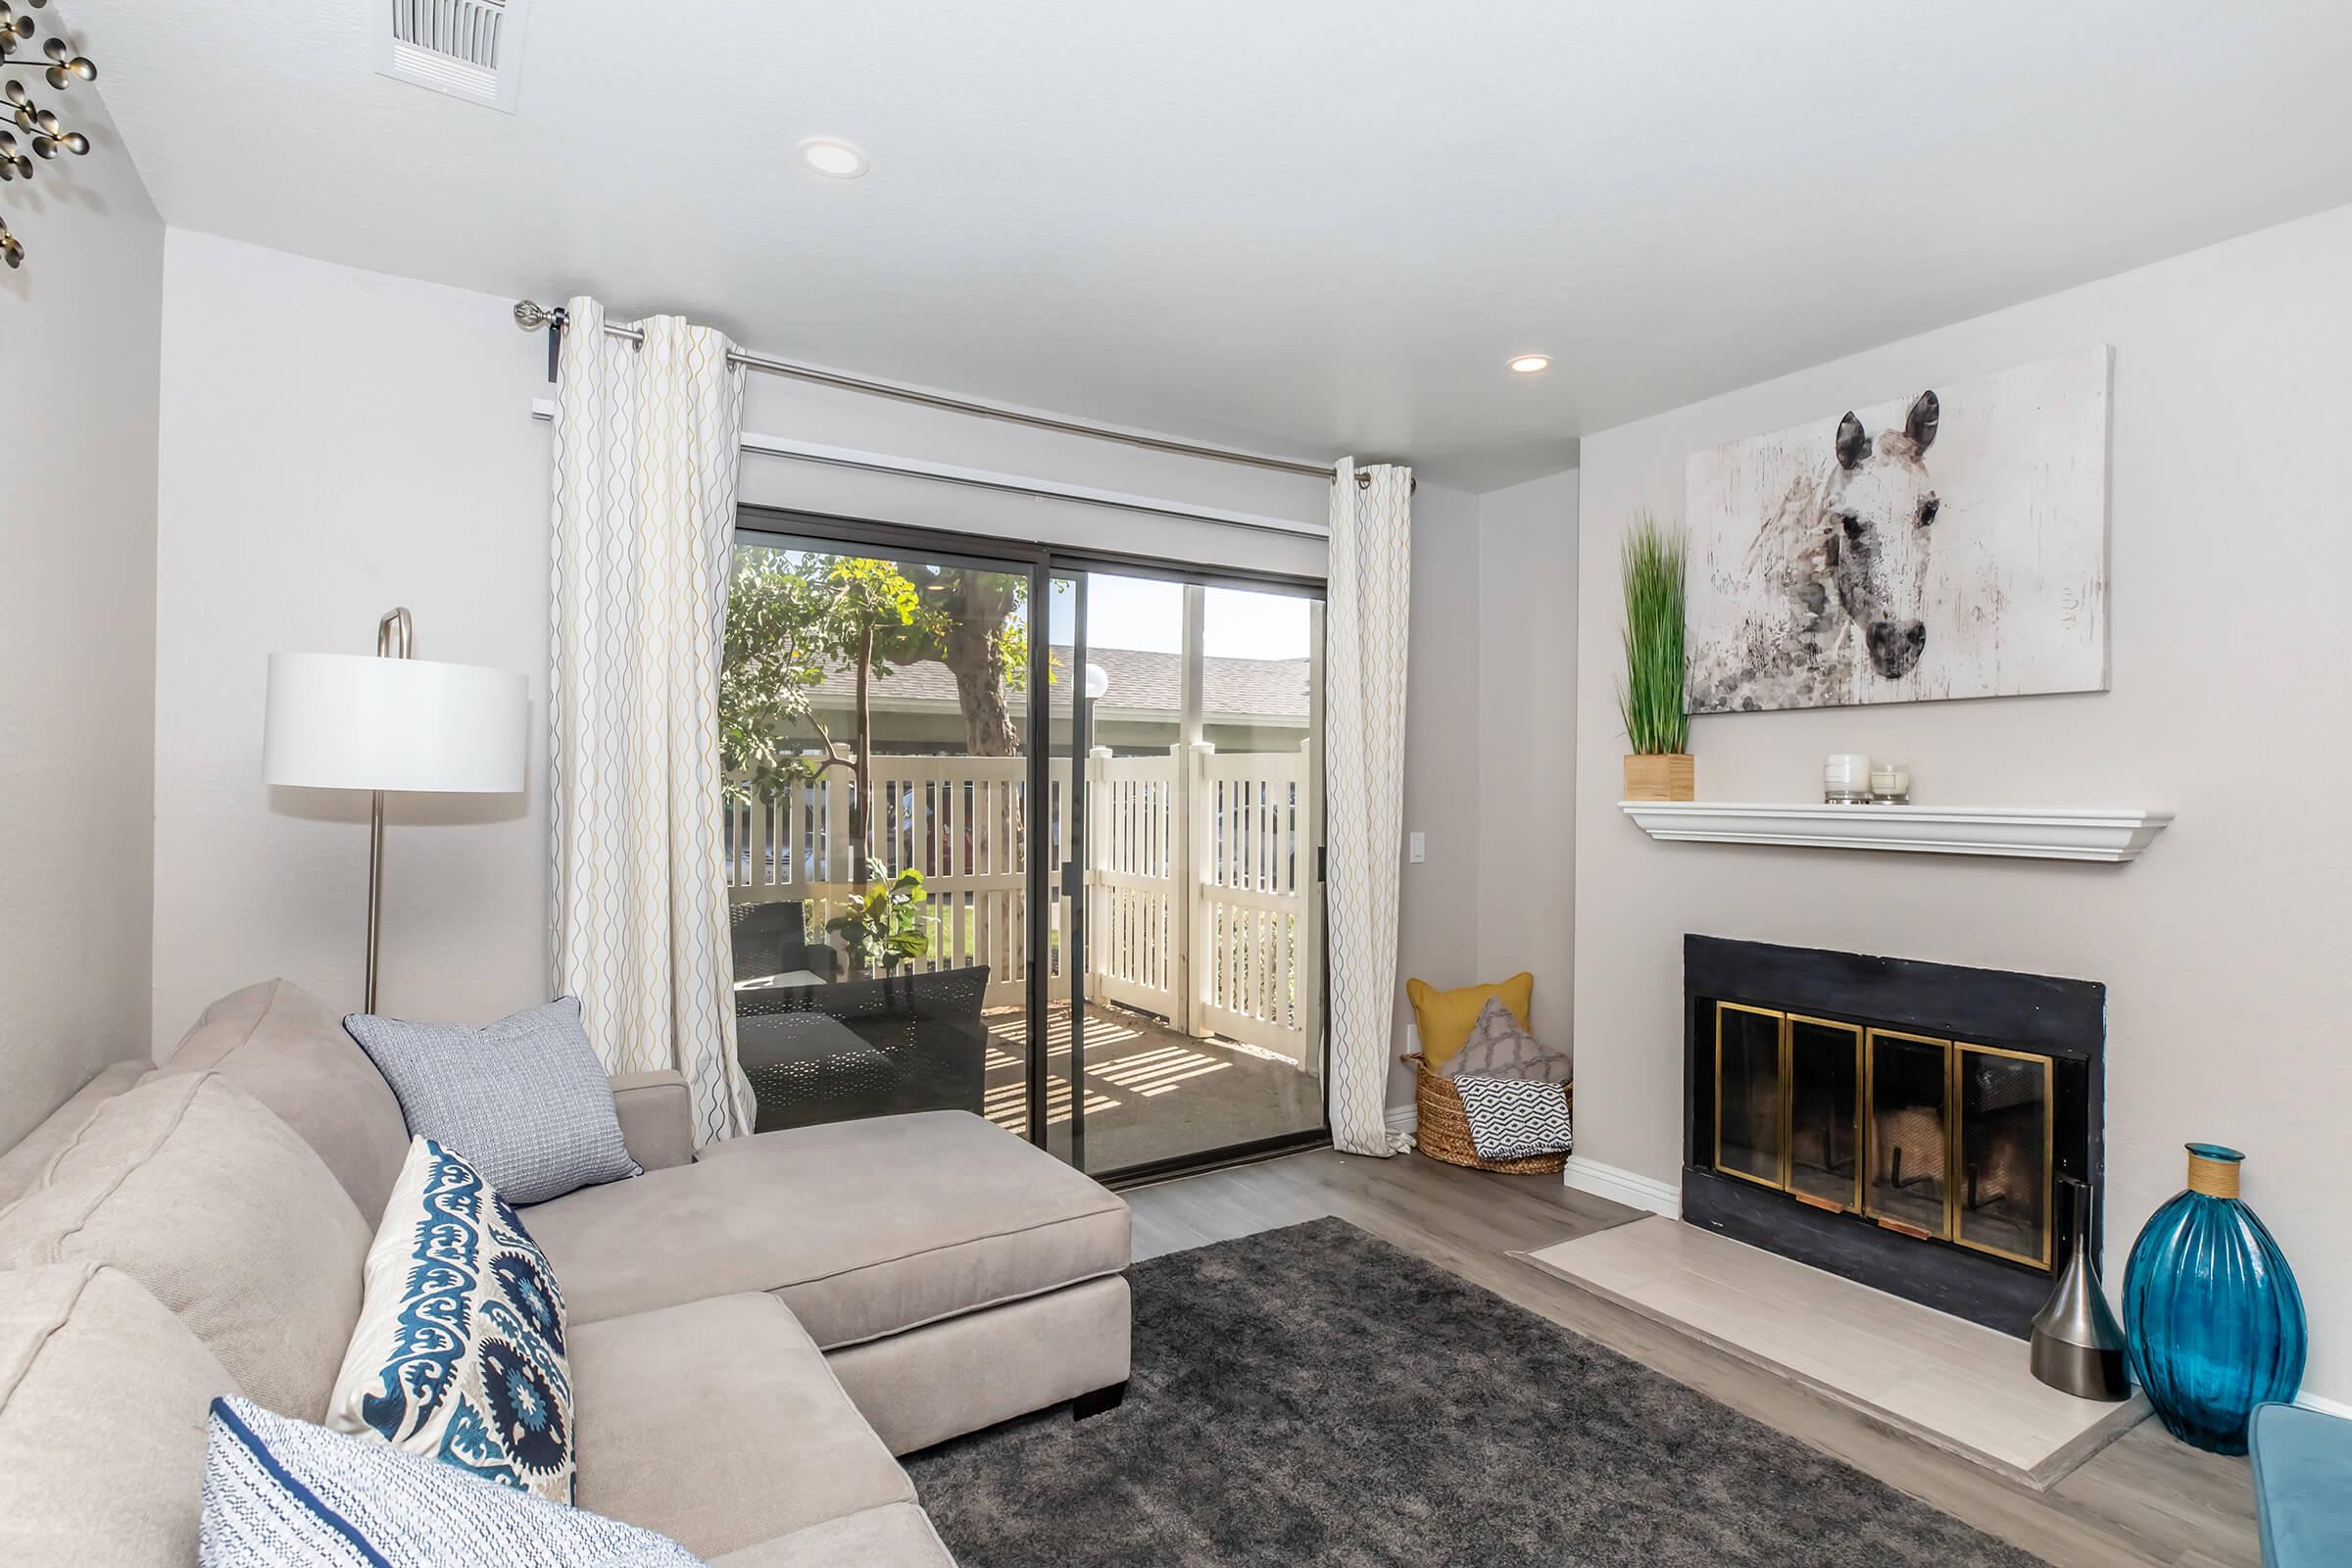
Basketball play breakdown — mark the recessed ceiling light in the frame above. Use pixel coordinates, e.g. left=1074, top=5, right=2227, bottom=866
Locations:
left=1507, top=354, right=1552, bottom=374
left=799, top=138, right=869, bottom=179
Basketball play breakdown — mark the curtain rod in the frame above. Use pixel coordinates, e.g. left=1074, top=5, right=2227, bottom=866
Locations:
left=514, top=300, right=1401, bottom=490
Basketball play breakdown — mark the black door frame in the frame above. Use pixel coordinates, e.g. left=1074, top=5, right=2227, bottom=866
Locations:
left=735, top=503, right=1333, bottom=1185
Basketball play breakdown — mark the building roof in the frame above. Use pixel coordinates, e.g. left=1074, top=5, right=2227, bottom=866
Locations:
left=808, top=645, right=1310, bottom=721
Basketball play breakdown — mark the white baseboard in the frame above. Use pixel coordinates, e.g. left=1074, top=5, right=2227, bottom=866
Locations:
left=1385, top=1102, right=1417, bottom=1140
left=1561, top=1155, right=1682, bottom=1217
left=2298, top=1387, right=2352, bottom=1420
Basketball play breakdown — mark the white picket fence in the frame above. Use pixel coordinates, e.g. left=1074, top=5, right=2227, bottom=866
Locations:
left=725, top=755, right=1066, bottom=1010
left=1086, top=752, right=1178, bottom=1019
left=724, top=743, right=1319, bottom=1067
left=1196, top=746, right=1319, bottom=1063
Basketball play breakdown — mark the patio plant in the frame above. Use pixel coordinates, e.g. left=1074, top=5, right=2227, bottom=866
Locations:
left=1617, top=512, right=1693, bottom=802
left=826, top=866, right=933, bottom=976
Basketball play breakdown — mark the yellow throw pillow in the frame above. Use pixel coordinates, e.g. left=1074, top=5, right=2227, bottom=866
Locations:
left=1406, top=973, right=1535, bottom=1069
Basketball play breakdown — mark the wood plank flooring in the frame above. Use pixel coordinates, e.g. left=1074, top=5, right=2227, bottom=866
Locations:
left=1124, top=1148, right=2259, bottom=1568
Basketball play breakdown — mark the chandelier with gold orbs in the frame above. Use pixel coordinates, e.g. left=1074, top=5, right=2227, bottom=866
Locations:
left=0, top=0, right=100, bottom=270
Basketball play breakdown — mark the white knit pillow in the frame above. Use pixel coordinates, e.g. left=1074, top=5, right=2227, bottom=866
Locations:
left=202, top=1396, right=699, bottom=1567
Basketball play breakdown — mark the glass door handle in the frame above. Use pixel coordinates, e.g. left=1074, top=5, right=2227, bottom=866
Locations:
left=1061, top=860, right=1083, bottom=899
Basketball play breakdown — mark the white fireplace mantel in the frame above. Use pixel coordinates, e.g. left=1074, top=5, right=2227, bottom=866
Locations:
left=1619, top=802, right=2174, bottom=863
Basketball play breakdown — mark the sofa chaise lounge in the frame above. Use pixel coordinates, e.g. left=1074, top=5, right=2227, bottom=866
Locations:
left=0, top=977, right=1133, bottom=1565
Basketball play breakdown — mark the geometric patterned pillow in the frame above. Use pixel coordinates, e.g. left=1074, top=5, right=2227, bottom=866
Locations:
left=1452, top=1075, right=1574, bottom=1162
left=199, top=1396, right=702, bottom=1567
left=1442, top=997, right=1572, bottom=1083
left=325, top=1139, right=575, bottom=1502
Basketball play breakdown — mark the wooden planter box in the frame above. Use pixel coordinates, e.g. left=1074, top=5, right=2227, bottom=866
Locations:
left=1624, top=753, right=1694, bottom=802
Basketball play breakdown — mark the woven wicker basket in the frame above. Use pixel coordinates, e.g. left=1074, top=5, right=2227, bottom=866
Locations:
left=1404, top=1052, right=1571, bottom=1175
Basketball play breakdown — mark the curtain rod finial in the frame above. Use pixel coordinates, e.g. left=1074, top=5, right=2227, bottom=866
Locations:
left=514, top=299, right=566, bottom=332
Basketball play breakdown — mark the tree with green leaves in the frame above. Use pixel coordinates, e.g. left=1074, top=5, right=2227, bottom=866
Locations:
left=719, top=547, right=1036, bottom=883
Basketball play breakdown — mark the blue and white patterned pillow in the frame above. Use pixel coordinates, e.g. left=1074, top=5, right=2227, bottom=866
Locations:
left=344, top=997, right=640, bottom=1205
left=326, top=1138, right=575, bottom=1502
left=200, top=1395, right=703, bottom=1567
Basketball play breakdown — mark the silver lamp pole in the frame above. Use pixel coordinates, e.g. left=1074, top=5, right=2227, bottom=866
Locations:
left=365, top=607, right=415, bottom=1013
left=263, top=610, right=526, bottom=1020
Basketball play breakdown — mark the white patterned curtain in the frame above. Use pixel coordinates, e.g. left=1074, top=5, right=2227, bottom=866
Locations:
left=548, top=297, right=752, bottom=1147
left=1325, top=460, right=1413, bottom=1156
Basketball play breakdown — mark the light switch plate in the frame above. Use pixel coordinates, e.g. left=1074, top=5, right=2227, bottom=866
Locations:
left=1408, top=831, right=1426, bottom=862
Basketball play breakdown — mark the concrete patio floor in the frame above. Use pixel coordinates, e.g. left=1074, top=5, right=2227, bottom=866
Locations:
left=981, top=1002, right=1324, bottom=1174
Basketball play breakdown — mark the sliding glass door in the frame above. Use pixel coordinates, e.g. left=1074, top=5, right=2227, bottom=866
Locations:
left=1047, top=567, right=1326, bottom=1178
left=721, top=514, right=1326, bottom=1180
left=721, top=530, right=1045, bottom=1143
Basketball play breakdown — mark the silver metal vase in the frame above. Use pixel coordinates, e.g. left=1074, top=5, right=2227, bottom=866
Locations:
left=2031, top=1177, right=2131, bottom=1401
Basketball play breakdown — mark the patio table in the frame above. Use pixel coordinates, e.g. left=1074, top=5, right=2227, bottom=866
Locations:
left=734, top=968, right=828, bottom=991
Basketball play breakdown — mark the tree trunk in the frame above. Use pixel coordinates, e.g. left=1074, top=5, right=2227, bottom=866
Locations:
left=943, top=620, right=1018, bottom=756
left=851, top=625, right=875, bottom=885
left=935, top=570, right=1020, bottom=757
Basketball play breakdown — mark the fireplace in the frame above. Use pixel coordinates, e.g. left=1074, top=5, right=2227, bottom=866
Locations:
left=1684, top=937, right=2103, bottom=1337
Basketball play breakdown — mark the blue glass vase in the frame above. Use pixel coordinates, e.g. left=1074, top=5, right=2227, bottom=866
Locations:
left=2122, top=1144, right=2306, bottom=1454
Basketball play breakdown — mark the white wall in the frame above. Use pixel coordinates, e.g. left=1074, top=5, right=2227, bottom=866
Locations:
left=0, top=78, right=162, bottom=1148
left=152, top=231, right=554, bottom=1046
left=149, top=235, right=1352, bottom=1049
left=1573, top=202, right=2352, bottom=1401
left=1387, top=479, right=1484, bottom=1107
left=1374, top=466, right=1581, bottom=1112
left=1475, top=469, right=1579, bottom=1051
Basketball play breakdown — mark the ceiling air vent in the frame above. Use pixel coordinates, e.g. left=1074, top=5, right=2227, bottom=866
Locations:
left=375, top=0, right=531, bottom=113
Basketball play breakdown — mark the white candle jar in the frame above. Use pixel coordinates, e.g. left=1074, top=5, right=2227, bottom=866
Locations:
left=1824, top=753, right=1872, bottom=805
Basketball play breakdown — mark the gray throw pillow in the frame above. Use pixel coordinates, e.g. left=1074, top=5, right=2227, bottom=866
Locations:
left=1443, top=997, right=1572, bottom=1083
left=343, top=999, right=640, bottom=1205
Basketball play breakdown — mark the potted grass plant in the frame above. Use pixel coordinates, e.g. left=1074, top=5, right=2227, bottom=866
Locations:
left=1618, top=512, right=1693, bottom=802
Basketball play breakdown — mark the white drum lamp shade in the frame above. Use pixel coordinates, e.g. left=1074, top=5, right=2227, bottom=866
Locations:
left=264, top=653, right=528, bottom=793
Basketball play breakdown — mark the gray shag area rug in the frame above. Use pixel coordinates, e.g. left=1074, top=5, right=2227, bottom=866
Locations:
left=906, top=1216, right=2046, bottom=1568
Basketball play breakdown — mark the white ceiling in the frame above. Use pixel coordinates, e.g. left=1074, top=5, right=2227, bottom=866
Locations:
left=71, top=1, right=2352, bottom=488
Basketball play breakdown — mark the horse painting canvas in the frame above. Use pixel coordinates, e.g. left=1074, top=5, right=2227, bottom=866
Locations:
left=1685, top=346, right=2110, bottom=714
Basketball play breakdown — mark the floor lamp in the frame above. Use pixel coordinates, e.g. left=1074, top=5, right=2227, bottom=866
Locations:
left=263, top=608, right=528, bottom=1014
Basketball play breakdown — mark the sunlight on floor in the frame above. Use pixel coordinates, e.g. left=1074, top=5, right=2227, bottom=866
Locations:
left=982, top=1074, right=1120, bottom=1132
left=981, top=1007, right=1242, bottom=1130
left=975, top=1001, right=1320, bottom=1164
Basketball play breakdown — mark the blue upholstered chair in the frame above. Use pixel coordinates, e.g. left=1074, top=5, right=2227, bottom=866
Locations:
left=2249, top=1401, right=2352, bottom=1568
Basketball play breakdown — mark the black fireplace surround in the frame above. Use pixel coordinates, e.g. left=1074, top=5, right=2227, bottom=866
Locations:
left=1683, top=936, right=2105, bottom=1338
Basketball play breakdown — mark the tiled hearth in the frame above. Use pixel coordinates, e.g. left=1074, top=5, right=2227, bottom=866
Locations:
left=1520, top=1218, right=2148, bottom=1488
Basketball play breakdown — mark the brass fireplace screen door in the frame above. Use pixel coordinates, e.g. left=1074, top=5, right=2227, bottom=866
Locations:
left=1712, top=1002, right=2054, bottom=1270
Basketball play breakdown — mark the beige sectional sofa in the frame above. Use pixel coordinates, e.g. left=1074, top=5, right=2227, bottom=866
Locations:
left=0, top=978, right=1134, bottom=1565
